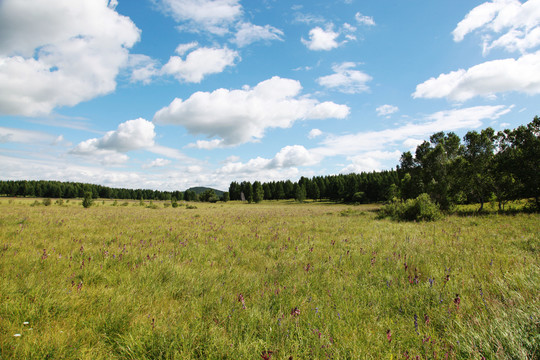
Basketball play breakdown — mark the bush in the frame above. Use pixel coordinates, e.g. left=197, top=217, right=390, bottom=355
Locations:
left=378, top=193, right=442, bottom=222
left=82, top=192, right=93, bottom=208
left=42, top=198, right=52, bottom=206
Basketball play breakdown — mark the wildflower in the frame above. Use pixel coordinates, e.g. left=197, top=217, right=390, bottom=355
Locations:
left=386, top=329, right=392, bottom=343
left=238, top=294, right=246, bottom=309
left=291, top=307, right=300, bottom=317
left=261, top=350, right=273, bottom=359
left=424, top=314, right=430, bottom=325
left=14, top=334, right=21, bottom=337
left=454, top=294, right=461, bottom=310
left=414, top=314, right=419, bottom=334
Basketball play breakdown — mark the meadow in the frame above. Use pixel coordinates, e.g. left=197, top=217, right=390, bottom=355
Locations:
left=0, top=199, right=538, bottom=359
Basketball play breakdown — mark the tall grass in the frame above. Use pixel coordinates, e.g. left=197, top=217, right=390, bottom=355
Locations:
left=0, top=199, right=538, bottom=359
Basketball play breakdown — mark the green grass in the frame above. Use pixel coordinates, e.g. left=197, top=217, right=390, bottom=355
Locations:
left=0, top=199, right=538, bottom=359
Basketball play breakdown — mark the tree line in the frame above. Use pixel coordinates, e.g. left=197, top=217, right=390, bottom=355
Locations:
left=229, top=117, right=539, bottom=210
left=228, top=171, right=399, bottom=204
left=0, top=180, right=189, bottom=201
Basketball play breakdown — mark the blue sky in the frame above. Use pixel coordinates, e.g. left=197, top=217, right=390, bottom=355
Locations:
left=1, top=0, right=539, bottom=191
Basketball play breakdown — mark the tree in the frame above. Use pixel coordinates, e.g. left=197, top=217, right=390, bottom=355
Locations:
left=82, top=191, right=94, bottom=208
left=497, top=116, right=540, bottom=208
left=294, top=184, right=306, bottom=202
left=460, top=128, right=496, bottom=211
left=200, top=189, right=219, bottom=203
left=221, top=192, right=230, bottom=202
left=253, top=181, right=264, bottom=203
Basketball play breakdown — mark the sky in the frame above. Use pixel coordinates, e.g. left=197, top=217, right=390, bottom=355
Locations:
left=1, top=0, right=539, bottom=192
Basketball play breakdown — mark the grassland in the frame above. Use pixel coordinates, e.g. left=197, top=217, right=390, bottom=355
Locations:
left=0, top=198, right=538, bottom=359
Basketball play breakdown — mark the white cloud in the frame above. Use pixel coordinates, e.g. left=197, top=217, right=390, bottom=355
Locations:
left=341, top=151, right=401, bottom=174
left=403, top=138, right=425, bottom=151
left=302, top=26, right=340, bottom=51
left=175, top=42, right=199, bottom=55
left=355, top=12, right=376, bottom=26
left=186, top=139, right=225, bottom=150
left=308, top=128, right=323, bottom=139
left=315, top=105, right=511, bottom=157
left=128, top=54, right=160, bottom=84
left=269, top=145, right=320, bottom=168
left=161, top=46, right=239, bottom=83
left=376, top=105, right=399, bottom=117
left=143, top=158, right=172, bottom=168
left=317, top=62, right=372, bottom=93
left=0, top=0, right=140, bottom=116
left=216, top=145, right=320, bottom=182
left=70, top=118, right=155, bottom=165
left=129, top=44, right=238, bottom=84
left=153, top=76, right=350, bottom=146
left=232, top=22, right=284, bottom=47
left=453, top=0, right=540, bottom=54
left=157, top=0, right=242, bottom=35
left=0, top=126, right=57, bottom=144
left=413, top=51, right=540, bottom=101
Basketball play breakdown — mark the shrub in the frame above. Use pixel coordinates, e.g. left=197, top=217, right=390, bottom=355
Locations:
left=378, top=193, right=442, bottom=222
left=82, top=192, right=94, bottom=208
left=55, top=199, right=64, bottom=206
left=42, top=198, right=52, bottom=206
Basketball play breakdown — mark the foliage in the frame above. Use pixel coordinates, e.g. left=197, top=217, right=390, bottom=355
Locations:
left=42, top=198, right=52, bottom=206
left=378, top=193, right=442, bottom=221
left=82, top=192, right=93, bottom=208
left=199, top=189, right=219, bottom=203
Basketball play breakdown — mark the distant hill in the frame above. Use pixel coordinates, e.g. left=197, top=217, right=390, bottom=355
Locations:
left=185, top=187, right=225, bottom=197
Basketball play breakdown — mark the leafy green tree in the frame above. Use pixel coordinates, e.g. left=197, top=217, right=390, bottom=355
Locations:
left=200, top=189, right=219, bottom=203
left=253, top=181, right=264, bottom=203
left=82, top=191, right=94, bottom=208
left=221, top=192, right=230, bottom=202
left=460, top=128, right=496, bottom=211
left=294, top=184, right=306, bottom=202
left=497, top=117, right=540, bottom=208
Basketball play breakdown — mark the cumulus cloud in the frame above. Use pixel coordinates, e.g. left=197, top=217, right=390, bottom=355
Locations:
left=376, top=105, right=399, bottom=117
left=128, top=54, right=160, bottom=84
left=308, top=128, right=323, bottom=139
left=453, top=0, right=540, bottom=54
left=153, top=76, right=350, bottom=146
left=0, top=0, right=140, bottom=116
left=156, top=0, right=242, bottom=35
left=317, top=62, right=372, bottom=93
left=232, top=22, right=284, bottom=47
left=143, top=158, right=172, bottom=168
left=413, top=51, right=540, bottom=101
left=162, top=46, right=239, bottom=83
left=355, top=12, right=376, bottom=26
left=70, top=118, right=155, bottom=165
left=217, top=145, right=320, bottom=182
left=129, top=44, right=238, bottom=84
left=302, top=26, right=341, bottom=51
left=186, top=139, right=225, bottom=150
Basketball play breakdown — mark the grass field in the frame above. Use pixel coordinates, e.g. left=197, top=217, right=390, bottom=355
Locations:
left=0, top=199, right=538, bottom=359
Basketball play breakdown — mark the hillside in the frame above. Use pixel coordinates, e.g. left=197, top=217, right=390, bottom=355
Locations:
left=185, top=186, right=225, bottom=197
